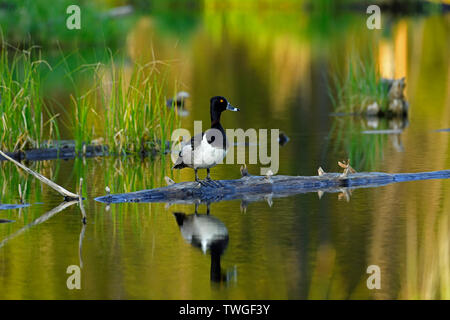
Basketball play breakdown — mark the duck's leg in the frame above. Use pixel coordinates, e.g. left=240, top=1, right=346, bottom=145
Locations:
left=195, top=168, right=210, bottom=187
left=195, top=168, right=200, bottom=182
left=195, top=168, right=203, bottom=186
left=201, top=168, right=216, bottom=187
left=205, top=168, right=223, bottom=187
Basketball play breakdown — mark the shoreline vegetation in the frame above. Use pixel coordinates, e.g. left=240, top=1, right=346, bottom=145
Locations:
left=0, top=43, right=180, bottom=158
left=330, top=54, right=408, bottom=118
left=0, top=43, right=60, bottom=151
left=328, top=53, right=409, bottom=171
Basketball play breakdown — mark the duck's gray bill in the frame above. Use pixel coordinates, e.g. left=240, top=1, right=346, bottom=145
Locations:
left=227, top=103, right=240, bottom=112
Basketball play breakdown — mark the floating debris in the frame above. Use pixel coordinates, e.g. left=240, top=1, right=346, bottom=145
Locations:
left=318, top=167, right=326, bottom=176
left=0, top=219, right=15, bottom=223
left=240, top=164, right=249, bottom=177
left=338, top=159, right=357, bottom=177
left=278, top=131, right=290, bottom=146
left=165, top=176, right=175, bottom=186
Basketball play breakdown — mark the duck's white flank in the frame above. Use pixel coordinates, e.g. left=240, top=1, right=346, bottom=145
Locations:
left=179, top=134, right=228, bottom=169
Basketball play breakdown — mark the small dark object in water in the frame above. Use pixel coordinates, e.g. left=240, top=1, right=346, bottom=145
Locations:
left=278, top=131, right=289, bottom=146
left=435, top=128, right=450, bottom=132
left=240, top=164, right=249, bottom=177
left=0, top=219, right=15, bottom=223
left=166, top=91, right=190, bottom=108
left=0, top=203, right=30, bottom=210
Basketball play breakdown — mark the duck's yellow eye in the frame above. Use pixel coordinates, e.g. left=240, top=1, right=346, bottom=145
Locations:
left=220, top=99, right=223, bottom=103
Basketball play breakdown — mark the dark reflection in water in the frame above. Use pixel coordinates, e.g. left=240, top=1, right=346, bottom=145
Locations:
left=0, top=219, right=15, bottom=223
left=173, top=203, right=234, bottom=284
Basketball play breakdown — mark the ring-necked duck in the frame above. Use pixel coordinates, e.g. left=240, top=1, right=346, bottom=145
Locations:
left=172, top=96, right=239, bottom=185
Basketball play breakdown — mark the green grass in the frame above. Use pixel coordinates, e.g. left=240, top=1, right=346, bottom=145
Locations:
left=330, top=53, right=389, bottom=114
left=73, top=56, right=180, bottom=154
left=0, top=43, right=60, bottom=151
left=1, top=43, right=179, bottom=155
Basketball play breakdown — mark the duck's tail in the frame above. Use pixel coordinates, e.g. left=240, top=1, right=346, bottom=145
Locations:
left=172, top=158, right=187, bottom=169
left=173, top=212, right=186, bottom=226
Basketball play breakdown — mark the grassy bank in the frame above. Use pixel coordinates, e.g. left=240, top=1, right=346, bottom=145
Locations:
left=1, top=44, right=180, bottom=155
left=72, top=57, right=180, bottom=155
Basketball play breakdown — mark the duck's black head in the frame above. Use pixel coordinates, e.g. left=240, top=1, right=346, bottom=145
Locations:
left=210, top=96, right=239, bottom=122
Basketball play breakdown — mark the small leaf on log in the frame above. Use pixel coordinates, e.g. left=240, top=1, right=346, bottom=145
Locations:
left=240, top=164, right=248, bottom=177
left=318, top=167, right=325, bottom=176
left=165, top=176, right=175, bottom=186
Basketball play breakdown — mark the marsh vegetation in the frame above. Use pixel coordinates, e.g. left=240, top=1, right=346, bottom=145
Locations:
left=0, top=44, right=180, bottom=155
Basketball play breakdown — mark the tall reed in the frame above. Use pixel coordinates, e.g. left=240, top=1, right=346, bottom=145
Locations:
left=73, top=57, right=179, bottom=155
left=0, top=43, right=59, bottom=151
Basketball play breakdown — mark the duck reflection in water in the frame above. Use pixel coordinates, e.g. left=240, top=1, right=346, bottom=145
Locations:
left=173, top=203, right=235, bottom=284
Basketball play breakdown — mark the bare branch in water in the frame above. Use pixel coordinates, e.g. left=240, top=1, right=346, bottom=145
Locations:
left=0, top=201, right=78, bottom=249
left=0, top=150, right=79, bottom=199
left=78, top=178, right=87, bottom=223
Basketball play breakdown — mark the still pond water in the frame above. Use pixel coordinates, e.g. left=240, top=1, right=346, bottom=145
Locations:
left=1, top=10, right=449, bottom=299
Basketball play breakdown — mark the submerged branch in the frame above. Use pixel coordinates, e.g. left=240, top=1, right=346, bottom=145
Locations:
left=0, top=201, right=78, bottom=249
left=0, top=150, right=79, bottom=200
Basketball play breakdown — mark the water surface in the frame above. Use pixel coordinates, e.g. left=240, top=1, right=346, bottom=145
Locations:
left=1, top=10, right=449, bottom=299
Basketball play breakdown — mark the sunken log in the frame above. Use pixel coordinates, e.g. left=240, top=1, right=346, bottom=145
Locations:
left=0, top=145, right=107, bottom=161
left=95, top=170, right=450, bottom=204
